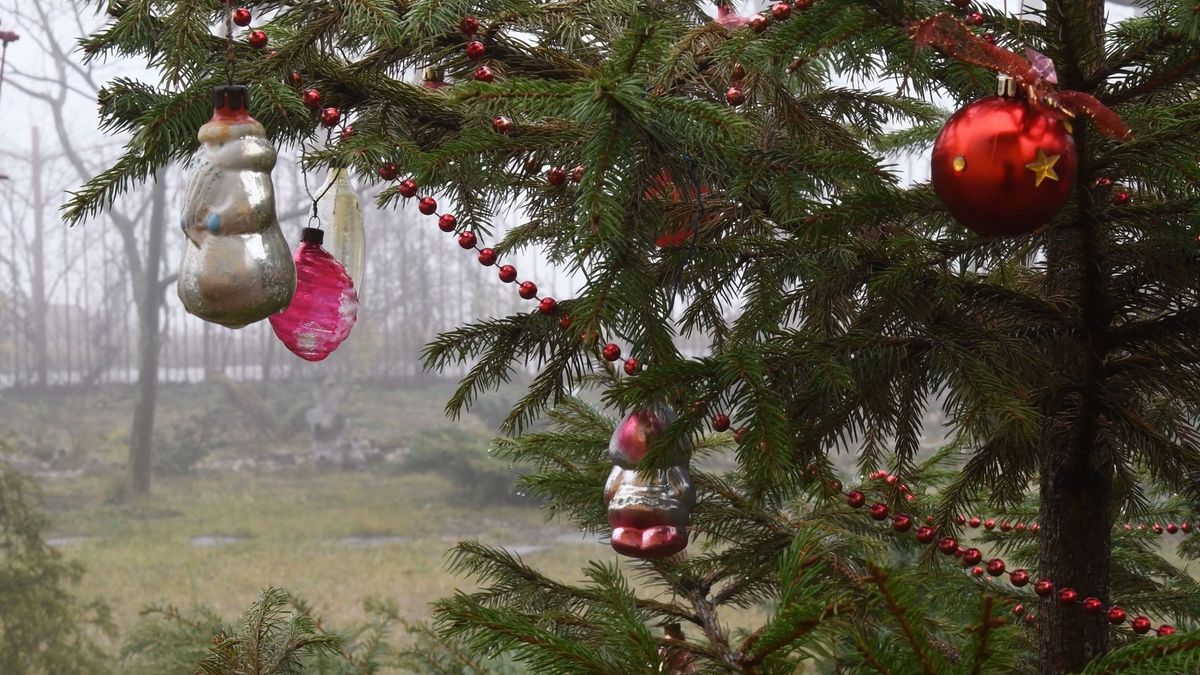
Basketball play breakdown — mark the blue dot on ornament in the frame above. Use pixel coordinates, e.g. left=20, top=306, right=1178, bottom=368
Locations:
left=206, top=213, right=222, bottom=233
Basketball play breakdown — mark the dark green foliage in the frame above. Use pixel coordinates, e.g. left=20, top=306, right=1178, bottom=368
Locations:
left=0, top=462, right=114, bottom=674
left=75, top=0, right=1200, bottom=671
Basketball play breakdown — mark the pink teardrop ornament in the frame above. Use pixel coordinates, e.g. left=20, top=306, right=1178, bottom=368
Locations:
left=269, top=228, right=358, bottom=361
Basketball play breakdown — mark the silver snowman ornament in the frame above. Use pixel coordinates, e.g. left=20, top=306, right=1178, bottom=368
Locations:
left=178, top=86, right=294, bottom=328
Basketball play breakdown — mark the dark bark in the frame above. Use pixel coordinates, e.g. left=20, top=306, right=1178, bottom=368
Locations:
left=127, top=171, right=168, bottom=495
left=1039, top=2, right=1112, bottom=672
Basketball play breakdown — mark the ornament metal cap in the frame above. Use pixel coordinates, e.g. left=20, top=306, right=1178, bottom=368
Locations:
left=301, top=227, right=325, bottom=246
left=213, top=85, right=249, bottom=111
left=422, top=67, right=443, bottom=82
left=996, top=74, right=1018, bottom=97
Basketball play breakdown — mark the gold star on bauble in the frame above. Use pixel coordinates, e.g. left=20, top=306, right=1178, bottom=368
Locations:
left=1025, top=148, right=1061, bottom=187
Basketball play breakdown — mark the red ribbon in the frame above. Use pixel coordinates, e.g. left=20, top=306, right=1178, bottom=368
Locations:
left=909, top=13, right=1132, bottom=140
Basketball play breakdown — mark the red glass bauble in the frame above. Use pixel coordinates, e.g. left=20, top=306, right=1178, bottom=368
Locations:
left=339, top=126, right=354, bottom=142
left=439, top=213, right=457, bottom=232
left=378, top=163, right=398, bottom=181
left=1000, top=521, right=1012, bottom=532
left=986, top=558, right=1005, bottom=576
left=748, top=14, right=769, bottom=32
left=1082, top=597, right=1103, bottom=614
left=398, top=179, right=418, bottom=198
left=1157, top=624, right=1175, bottom=637
left=1010, top=569, right=1030, bottom=586
left=965, top=10, right=983, bottom=25
left=984, top=518, right=996, bottom=530
left=558, top=314, right=572, bottom=329
left=466, top=40, right=486, bottom=60
left=602, top=343, right=622, bottom=361
left=418, top=196, right=437, bottom=215
left=538, top=297, right=557, bottom=314
left=248, top=29, right=268, bottom=48
left=320, top=107, right=341, bottom=127
left=1034, top=579, right=1054, bottom=597
left=477, top=248, right=497, bottom=266
left=961, top=547, right=982, bottom=565
left=492, top=116, right=512, bottom=134
left=302, top=89, right=322, bottom=109
left=846, top=490, right=866, bottom=508
left=460, top=15, right=479, bottom=35
left=794, top=0, right=813, bottom=9
left=969, top=516, right=981, bottom=528
left=269, top=228, right=358, bottom=362
left=1058, top=588, right=1077, bottom=604
left=1131, top=616, right=1151, bottom=634
left=1107, top=606, right=1126, bottom=625
left=726, top=86, right=745, bottom=106
left=518, top=281, right=538, bottom=299
left=938, top=537, right=958, bottom=554
left=547, top=167, right=566, bottom=185
left=712, top=414, right=730, bottom=432
left=893, top=514, right=912, bottom=532
left=915, top=525, right=935, bottom=543
left=458, top=232, right=477, bottom=249
left=570, top=165, right=584, bottom=183
left=869, top=503, right=889, bottom=520
left=233, top=8, right=252, bottom=26
left=498, top=265, right=517, bottom=283
left=931, top=95, right=1076, bottom=236
left=624, top=357, right=640, bottom=375
left=474, top=65, right=494, bottom=82
left=289, top=70, right=303, bottom=87
left=771, top=2, right=791, bottom=20
left=1013, top=603, right=1025, bottom=615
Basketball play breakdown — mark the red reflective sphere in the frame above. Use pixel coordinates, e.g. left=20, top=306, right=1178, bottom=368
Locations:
left=846, top=490, right=866, bottom=508
left=931, top=96, right=1077, bottom=236
left=915, top=525, right=936, bottom=543
left=869, top=503, right=889, bottom=520
left=477, top=248, right=497, bottom=266
left=1107, top=606, right=1126, bottom=625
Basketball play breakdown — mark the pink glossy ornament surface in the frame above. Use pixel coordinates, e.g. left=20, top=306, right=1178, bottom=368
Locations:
left=269, top=228, right=358, bottom=361
left=604, top=406, right=695, bottom=559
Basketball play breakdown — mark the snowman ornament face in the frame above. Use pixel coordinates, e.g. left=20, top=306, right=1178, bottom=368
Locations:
left=604, top=407, right=695, bottom=559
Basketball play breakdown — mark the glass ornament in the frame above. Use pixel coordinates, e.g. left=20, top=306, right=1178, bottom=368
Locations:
left=604, top=406, right=695, bottom=558
left=178, top=86, right=295, bottom=328
left=314, top=165, right=366, bottom=290
left=269, top=228, right=359, bottom=362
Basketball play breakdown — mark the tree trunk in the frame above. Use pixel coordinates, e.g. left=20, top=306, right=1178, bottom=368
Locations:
left=1039, top=2, right=1111, bottom=672
left=30, top=127, right=48, bottom=390
left=127, top=170, right=168, bottom=495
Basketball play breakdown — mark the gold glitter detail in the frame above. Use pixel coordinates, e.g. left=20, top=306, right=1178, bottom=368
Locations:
left=953, top=155, right=967, bottom=172
left=1025, top=148, right=1061, bottom=187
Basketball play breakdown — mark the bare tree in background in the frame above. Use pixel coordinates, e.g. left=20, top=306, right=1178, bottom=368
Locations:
left=3, top=0, right=170, bottom=495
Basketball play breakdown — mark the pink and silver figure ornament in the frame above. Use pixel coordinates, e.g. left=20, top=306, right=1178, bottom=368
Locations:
left=178, top=86, right=294, bottom=328
left=269, top=228, right=358, bottom=361
left=604, top=406, right=695, bottom=558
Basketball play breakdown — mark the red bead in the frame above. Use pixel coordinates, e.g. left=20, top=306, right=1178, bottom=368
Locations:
left=956, top=515, right=966, bottom=526
left=1058, top=588, right=1077, bottom=604
left=1031, top=523, right=1040, bottom=533
left=885, top=474, right=898, bottom=486
left=248, top=29, right=268, bottom=48
left=232, top=7, right=252, bottom=26
left=1182, top=522, right=1192, bottom=533
left=398, top=179, right=418, bottom=198
left=1157, top=624, right=1175, bottom=637
left=538, top=297, right=557, bottom=315
left=302, top=89, right=322, bottom=109
left=713, top=414, right=730, bottom=432
left=1013, top=603, right=1025, bottom=615
left=518, top=281, right=538, bottom=300
left=477, top=248, right=497, bottom=266
left=731, top=63, right=746, bottom=81
left=378, top=163, right=399, bottom=181
left=969, top=516, right=981, bottom=528
left=965, top=11, right=983, bottom=25
left=1167, top=523, right=1178, bottom=534
left=1034, top=580, right=1054, bottom=597
left=1082, top=597, right=1102, bottom=614
left=771, top=2, right=791, bottom=20
left=460, top=15, right=479, bottom=35
left=869, top=503, right=889, bottom=521
left=984, top=518, right=996, bottom=530
left=570, top=165, right=585, bottom=183
left=932, top=96, right=1076, bottom=236
left=983, top=32, right=995, bottom=44
left=339, top=126, right=355, bottom=142
left=793, top=0, right=812, bottom=9
left=961, top=547, right=982, bottom=566
left=624, top=358, right=639, bottom=375
left=733, top=427, right=747, bottom=444
left=1000, top=521, right=1012, bottom=532
left=1094, top=176, right=1113, bottom=188
left=547, top=167, right=566, bottom=186
left=458, top=232, right=477, bottom=249
left=492, top=116, right=512, bottom=134
left=1010, top=569, right=1030, bottom=586
left=972, top=566, right=984, bottom=577
left=725, top=86, right=745, bottom=106
left=1024, top=612, right=1035, bottom=624
left=474, top=65, right=494, bottom=82
left=418, top=197, right=437, bottom=215
left=1114, top=191, right=1131, bottom=205
left=952, top=0, right=970, bottom=6
left=1132, top=616, right=1152, bottom=634
left=938, top=537, right=957, bottom=554
left=558, top=315, right=572, bottom=330
left=915, top=525, right=936, bottom=543
left=893, top=514, right=913, bottom=532
left=289, top=70, right=303, bottom=87
left=1015, top=522, right=1026, bottom=532
left=748, top=14, right=769, bottom=32
left=986, top=558, right=1005, bottom=576
left=439, top=213, right=457, bottom=232
left=846, top=491, right=866, bottom=508
left=1124, top=523, right=1133, bottom=531
left=1108, top=606, right=1126, bottom=625
left=869, top=470, right=886, bottom=480
left=829, top=480, right=842, bottom=492
left=602, top=343, right=622, bottom=361
left=498, top=265, right=517, bottom=283
left=320, top=107, right=341, bottom=127
left=466, top=40, right=487, bottom=60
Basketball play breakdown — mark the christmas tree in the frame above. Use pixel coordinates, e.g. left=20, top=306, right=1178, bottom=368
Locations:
left=71, top=0, right=1200, bottom=672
